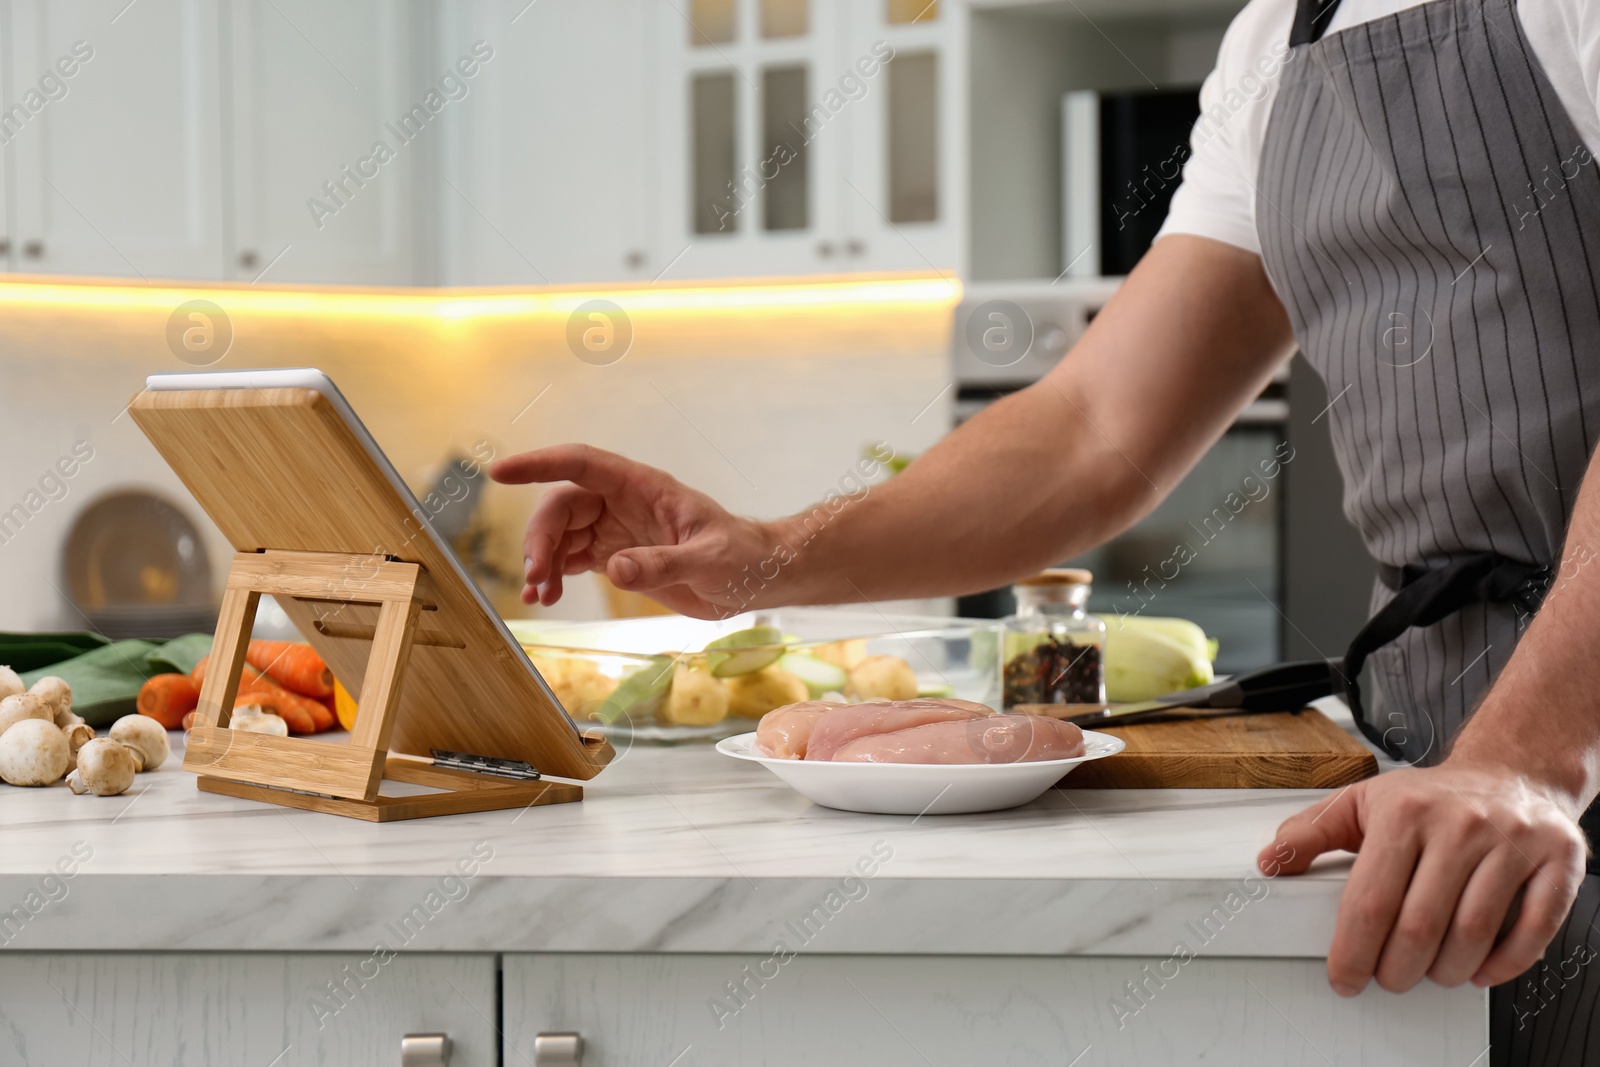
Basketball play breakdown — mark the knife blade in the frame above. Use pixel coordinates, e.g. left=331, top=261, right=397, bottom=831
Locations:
left=1054, top=658, right=1347, bottom=728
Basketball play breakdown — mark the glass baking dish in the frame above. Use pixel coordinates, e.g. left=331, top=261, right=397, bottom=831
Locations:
left=504, top=609, right=1004, bottom=745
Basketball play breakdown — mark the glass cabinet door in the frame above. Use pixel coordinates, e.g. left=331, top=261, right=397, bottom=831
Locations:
left=838, top=0, right=962, bottom=274
left=660, top=0, right=960, bottom=279
left=660, top=0, right=847, bottom=278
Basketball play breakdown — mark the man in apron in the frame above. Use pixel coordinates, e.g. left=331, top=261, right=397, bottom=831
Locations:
left=493, top=0, right=1600, bottom=1061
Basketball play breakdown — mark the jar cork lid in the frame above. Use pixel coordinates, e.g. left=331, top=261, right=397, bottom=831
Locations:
left=1014, top=568, right=1093, bottom=587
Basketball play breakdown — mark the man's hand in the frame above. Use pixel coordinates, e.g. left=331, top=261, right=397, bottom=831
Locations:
left=1262, top=762, right=1587, bottom=995
left=491, top=444, right=778, bottom=617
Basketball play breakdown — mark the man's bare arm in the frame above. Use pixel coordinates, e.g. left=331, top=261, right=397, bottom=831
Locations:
left=491, top=235, right=1294, bottom=615
left=792, top=235, right=1295, bottom=604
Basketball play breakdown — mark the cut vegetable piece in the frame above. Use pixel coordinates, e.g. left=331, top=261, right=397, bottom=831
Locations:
left=776, top=652, right=849, bottom=698
left=1100, top=615, right=1214, bottom=667
left=592, top=656, right=675, bottom=725
left=661, top=663, right=730, bottom=725
left=916, top=682, right=955, bottom=698
left=845, top=655, right=919, bottom=701
left=726, top=666, right=810, bottom=719
left=811, top=638, right=869, bottom=671
left=704, top=626, right=786, bottom=678
left=1102, top=626, right=1213, bottom=703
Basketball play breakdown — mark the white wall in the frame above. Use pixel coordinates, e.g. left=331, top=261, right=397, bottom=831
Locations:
left=0, top=283, right=955, bottom=631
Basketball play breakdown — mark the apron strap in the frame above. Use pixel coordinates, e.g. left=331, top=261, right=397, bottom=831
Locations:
left=1343, top=553, right=1552, bottom=759
left=1290, top=0, right=1345, bottom=47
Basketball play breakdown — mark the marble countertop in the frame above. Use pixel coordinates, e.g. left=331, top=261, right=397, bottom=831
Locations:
left=0, top=705, right=1371, bottom=958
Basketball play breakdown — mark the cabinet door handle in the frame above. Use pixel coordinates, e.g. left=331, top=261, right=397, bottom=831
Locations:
left=845, top=239, right=865, bottom=256
left=238, top=250, right=259, bottom=270
left=22, top=240, right=43, bottom=258
left=816, top=240, right=835, bottom=258
left=400, top=1032, right=451, bottom=1066
left=533, top=1031, right=583, bottom=1066
left=0, top=238, right=9, bottom=256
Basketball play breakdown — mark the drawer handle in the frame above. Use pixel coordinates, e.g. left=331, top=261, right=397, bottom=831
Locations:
left=400, top=1032, right=451, bottom=1066
left=534, top=1031, right=584, bottom=1066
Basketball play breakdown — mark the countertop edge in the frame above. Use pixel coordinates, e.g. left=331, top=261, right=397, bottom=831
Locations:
left=0, top=872, right=1340, bottom=958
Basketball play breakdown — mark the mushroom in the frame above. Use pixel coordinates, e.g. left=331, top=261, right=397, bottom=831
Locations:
left=0, top=665, right=24, bottom=701
left=63, top=722, right=95, bottom=751
left=28, top=676, right=72, bottom=722
left=0, top=719, right=70, bottom=786
left=60, top=721, right=96, bottom=772
left=229, top=705, right=289, bottom=736
left=0, top=692, right=52, bottom=736
left=66, top=738, right=137, bottom=796
left=109, top=714, right=170, bottom=771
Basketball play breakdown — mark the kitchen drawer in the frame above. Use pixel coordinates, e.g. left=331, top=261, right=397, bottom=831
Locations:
left=504, top=953, right=1485, bottom=1066
left=0, top=952, right=496, bottom=1067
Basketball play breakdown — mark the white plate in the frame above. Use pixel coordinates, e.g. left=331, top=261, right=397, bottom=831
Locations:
left=715, top=729, right=1126, bottom=815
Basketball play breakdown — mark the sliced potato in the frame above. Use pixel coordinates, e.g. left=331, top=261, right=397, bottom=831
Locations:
left=725, top=666, right=810, bottom=719
left=845, top=655, right=918, bottom=701
left=660, top=663, right=730, bottom=726
left=812, top=639, right=869, bottom=671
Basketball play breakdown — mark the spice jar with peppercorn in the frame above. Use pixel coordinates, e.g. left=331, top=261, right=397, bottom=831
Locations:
left=1002, top=569, right=1106, bottom=708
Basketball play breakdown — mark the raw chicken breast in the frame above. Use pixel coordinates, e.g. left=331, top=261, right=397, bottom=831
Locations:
left=803, top=699, right=993, bottom=762
left=754, top=701, right=843, bottom=759
left=831, top=714, right=1085, bottom=764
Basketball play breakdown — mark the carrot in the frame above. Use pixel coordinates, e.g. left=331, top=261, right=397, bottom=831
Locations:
left=244, top=640, right=333, bottom=698
left=138, top=674, right=202, bottom=729
left=302, top=694, right=336, bottom=733
left=193, top=656, right=334, bottom=735
left=231, top=691, right=316, bottom=735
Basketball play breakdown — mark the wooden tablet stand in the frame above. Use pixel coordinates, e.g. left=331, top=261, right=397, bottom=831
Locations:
left=187, top=549, right=582, bottom=822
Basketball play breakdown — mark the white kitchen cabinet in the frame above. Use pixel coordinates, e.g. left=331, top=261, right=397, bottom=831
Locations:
left=503, top=953, right=1485, bottom=1066
left=436, top=0, right=661, bottom=286
left=5, top=0, right=228, bottom=279
left=839, top=0, right=966, bottom=274
left=223, top=0, right=430, bottom=284
left=0, top=2, right=12, bottom=272
left=652, top=0, right=848, bottom=280
left=0, top=953, right=498, bottom=1067
left=649, top=0, right=964, bottom=281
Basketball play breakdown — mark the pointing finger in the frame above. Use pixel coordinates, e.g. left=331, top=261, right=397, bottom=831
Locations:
left=493, top=444, right=658, bottom=494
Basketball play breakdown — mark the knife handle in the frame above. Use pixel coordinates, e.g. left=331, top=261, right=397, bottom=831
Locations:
left=1233, top=659, right=1343, bottom=712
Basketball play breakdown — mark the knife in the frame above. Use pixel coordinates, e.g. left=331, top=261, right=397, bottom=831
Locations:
left=1052, top=659, right=1347, bottom=728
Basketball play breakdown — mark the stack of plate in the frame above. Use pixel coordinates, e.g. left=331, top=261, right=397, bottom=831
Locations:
left=61, top=491, right=217, bottom=639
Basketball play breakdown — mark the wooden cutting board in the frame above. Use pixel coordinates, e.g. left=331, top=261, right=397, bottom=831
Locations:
left=1021, top=707, right=1377, bottom=789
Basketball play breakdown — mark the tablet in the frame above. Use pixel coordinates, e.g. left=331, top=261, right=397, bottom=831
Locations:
left=132, top=368, right=610, bottom=781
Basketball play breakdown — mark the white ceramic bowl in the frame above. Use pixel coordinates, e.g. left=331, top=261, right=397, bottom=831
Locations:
left=715, top=729, right=1126, bottom=815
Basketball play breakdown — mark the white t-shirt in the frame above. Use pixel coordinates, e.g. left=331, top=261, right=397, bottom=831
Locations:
left=1157, top=0, right=1600, bottom=255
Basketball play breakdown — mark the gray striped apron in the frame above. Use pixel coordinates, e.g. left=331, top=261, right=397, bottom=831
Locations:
left=1256, top=0, right=1600, bottom=1061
